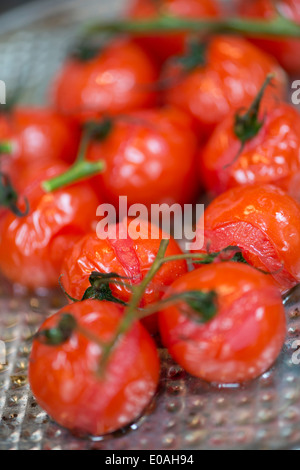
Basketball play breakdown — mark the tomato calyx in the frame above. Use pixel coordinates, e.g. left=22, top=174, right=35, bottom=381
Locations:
left=36, top=313, right=77, bottom=346
left=0, top=141, right=12, bottom=155
left=70, top=38, right=103, bottom=62
left=42, top=120, right=111, bottom=193
left=173, top=290, right=218, bottom=324
left=0, top=172, right=29, bottom=217
left=81, top=272, right=128, bottom=306
left=175, top=39, right=207, bottom=72
left=225, top=74, right=274, bottom=169
left=194, top=246, right=248, bottom=265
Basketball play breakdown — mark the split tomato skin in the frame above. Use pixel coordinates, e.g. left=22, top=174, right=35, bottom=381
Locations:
left=193, top=184, right=300, bottom=292
left=127, top=0, right=221, bottom=62
left=52, top=38, right=159, bottom=123
left=200, top=103, right=300, bottom=197
left=88, top=107, right=199, bottom=207
left=61, top=219, right=188, bottom=333
left=159, top=262, right=286, bottom=384
left=0, top=107, right=80, bottom=165
left=163, top=36, right=287, bottom=135
left=29, top=300, right=160, bottom=436
left=238, top=0, right=300, bottom=75
left=0, top=163, right=101, bottom=290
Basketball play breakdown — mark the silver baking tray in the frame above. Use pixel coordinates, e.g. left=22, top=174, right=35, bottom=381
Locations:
left=0, top=0, right=299, bottom=450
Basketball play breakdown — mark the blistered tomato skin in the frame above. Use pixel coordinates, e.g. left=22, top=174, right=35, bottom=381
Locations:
left=193, top=185, right=300, bottom=292
left=0, top=163, right=101, bottom=290
left=0, top=108, right=80, bottom=165
left=52, top=38, right=158, bottom=123
left=87, top=106, right=199, bottom=208
left=239, top=0, right=300, bottom=75
left=159, top=262, right=286, bottom=384
left=62, top=219, right=188, bottom=333
left=200, top=103, right=300, bottom=198
left=163, top=36, right=287, bottom=135
left=127, top=0, right=221, bottom=62
left=29, top=300, right=160, bottom=436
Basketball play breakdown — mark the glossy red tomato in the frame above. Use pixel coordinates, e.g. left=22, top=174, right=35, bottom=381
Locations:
left=0, top=162, right=101, bottom=290
left=127, top=0, right=221, bottom=62
left=162, top=36, right=287, bottom=135
left=0, top=107, right=80, bottom=165
left=62, top=219, right=187, bottom=333
left=159, top=262, right=286, bottom=383
left=29, top=300, right=160, bottom=436
left=87, top=106, right=199, bottom=207
left=200, top=102, right=300, bottom=198
left=51, top=38, right=159, bottom=123
left=193, top=184, right=300, bottom=292
left=239, top=0, right=300, bottom=75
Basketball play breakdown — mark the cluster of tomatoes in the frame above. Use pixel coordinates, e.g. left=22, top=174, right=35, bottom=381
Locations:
left=1, top=0, right=300, bottom=437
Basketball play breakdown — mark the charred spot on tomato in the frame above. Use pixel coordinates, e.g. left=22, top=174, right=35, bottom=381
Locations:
left=81, top=271, right=128, bottom=306
left=36, top=314, right=77, bottom=346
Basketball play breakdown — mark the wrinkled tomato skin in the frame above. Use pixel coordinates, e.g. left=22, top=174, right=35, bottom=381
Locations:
left=159, top=262, right=286, bottom=384
left=0, top=108, right=80, bottom=165
left=29, top=300, right=160, bottom=436
left=193, top=185, right=300, bottom=292
left=88, top=106, right=199, bottom=207
left=127, top=0, right=221, bottom=63
left=51, top=38, right=158, bottom=123
left=163, top=36, right=287, bottom=136
left=239, top=0, right=300, bottom=75
left=200, top=103, right=300, bottom=198
left=62, top=219, right=187, bottom=333
left=0, top=163, right=101, bottom=290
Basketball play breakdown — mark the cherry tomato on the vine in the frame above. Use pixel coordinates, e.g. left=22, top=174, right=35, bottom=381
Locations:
left=159, top=262, right=286, bottom=383
left=51, top=38, right=159, bottom=123
left=61, top=219, right=187, bottom=333
left=0, top=162, right=101, bottom=290
left=29, top=300, right=160, bottom=436
left=162, top=36, right=287, bottom=136
left=200, top=102, right=300, bottom=198
left=127, top=0, right=221, bottom=63
left=87, top=106, right=199, bottom=208
left=192, top=184, right=300, bottom=292
left=0, top=107, right=80, bottom=165
left=239, top=0, right=300, bottom=75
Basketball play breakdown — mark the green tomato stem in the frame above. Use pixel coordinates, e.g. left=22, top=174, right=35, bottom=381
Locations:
left=84, top=14, right=300, bottom=39
left=0, top=141, right=13, bottom=155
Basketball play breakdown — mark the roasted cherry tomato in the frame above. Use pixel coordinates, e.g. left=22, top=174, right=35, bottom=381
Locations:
left=87, top=106, right=199, bottom=207
left=0, top=162, right=101, bottom=290
left=62, top=219, right=187, bottom=333
left=239, top=0, right=300, bottom=75
left=0, top=107, right=80, bottom=165
left=127, top=0, right=221, bottom=63
left=193, top=184, right=300, bottom=292
left=51, top=38, right=158, bottom=123
left=162, top=36, right=287, bottom=135
left=159, top=262, right=286, bottom=383
left=29, top=300, right=160, bottom=436
left=200, top=102, right=300, bottom=198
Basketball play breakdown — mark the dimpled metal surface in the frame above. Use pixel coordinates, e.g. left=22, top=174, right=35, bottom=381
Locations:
left=0, top=0, right=299, bottom=451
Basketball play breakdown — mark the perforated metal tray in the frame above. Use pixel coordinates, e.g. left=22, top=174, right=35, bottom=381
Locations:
left=0, top=0, right=300, bottom=450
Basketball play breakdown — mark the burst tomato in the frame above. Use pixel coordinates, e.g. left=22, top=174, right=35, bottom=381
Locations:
left=51, top=38, right=158, bottom=123
left=127, top=0, right=221, bottom=62
left=159, top=262, right=286, bottom=383
left=29, top=300, right=160, bottom=436
left=87, top=106, right=199, bottom=207
left=61, top=219, right=187, bottom=333
left=239, top=0, right=300, bottom=75
left=0, top=162, right=100, bottom=290
left=162, top=36, right=287, bottom=135
left=0, top=107, right=80, bottom=165
left=200, top=102, right=300, bottom=198
left=193, top=184, right=300, bottom=292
